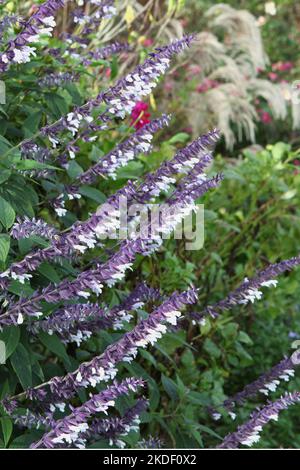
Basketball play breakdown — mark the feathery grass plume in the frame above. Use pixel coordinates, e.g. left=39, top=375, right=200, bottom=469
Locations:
left=171, top=5, right=295, bottom=148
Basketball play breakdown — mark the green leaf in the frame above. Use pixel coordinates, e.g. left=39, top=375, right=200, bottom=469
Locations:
left=79, top=186, right=107, bottom=203
left=38, top=331, right=71, bottom=366
left=14, top=160, right=59, bottom=171
left=23, top=110, right=42, bottom=136
left=167, top=132, right=190, bottom=144
left=0, top=196, right=15, bottom=229
left=203, top=338, right=222, bottom=359
left=0, top=325, right=20, bottom=360
left=237, top=331, right=253, bottom=345
left=0, top=169, right=11, bottom=185
left=67, top=160, right=83, bottom=179
left=0, top=234, right=10, bottom=264
left=10, top=344, right=32, bottom=389
left=1, top=417, right=12, bottom=447
left=161, top=374, right=179, bottom=401
left=38, top=262, right=60, bottom=283
left=44, top=92, right=69, bottom=119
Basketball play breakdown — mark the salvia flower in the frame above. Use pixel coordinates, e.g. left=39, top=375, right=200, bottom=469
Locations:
left=7, top=289, right=197, bottom=403
left=191, top=255, right=300, bottom=323
left=101, top=34, right=195, bottom=120
left=38, top=71, right=78, bottom=88
left=54, top=114, right=171, bottom=210
left=0, top=14, right=18, bottom=43
left=34, top=34, right=195, bottom=154
left=28, top=283, right=160, bottom=345
left=12, top=409, right=56, bottom=430
left=210, top=355, right=297, bottom=420
left=82, top=42, right=129, bottom=66
left=81, top=398, right=148, bottom=449
left=31, top=377, right=144, bottom=449
left=138, top=436, right=164, bottom=449
left=0, top=158, right=220, bottom=325
left=0, top=128, right=218, bottom=291
left=11, top=217, right=57, bottom=240
left=73, top=0, right=117, bottom=36
left=218, top=392, right=300, bottom=448
left=0, top=0, right=65, bottom=73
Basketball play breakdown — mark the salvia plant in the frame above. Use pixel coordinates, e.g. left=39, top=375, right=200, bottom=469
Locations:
left=0, top=0, right=299, bottom=449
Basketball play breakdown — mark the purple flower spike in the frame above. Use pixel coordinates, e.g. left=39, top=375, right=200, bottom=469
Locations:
left=11, top=217, right=57, bottom=240
left=0, top=0, right=65, bottom=73
left=191, top=255, right=300, bottom=323
left=218, top=392, right=300, bottom=448
left=31, top=377, right=144, bottom=449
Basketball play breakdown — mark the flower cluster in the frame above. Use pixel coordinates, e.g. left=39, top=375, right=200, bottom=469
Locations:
left=0, top=126, right=219, bottom=297
left=130, top=102, right=151, bottom=129
left=0, top=0, right=65, bottom=73
left=81, top=42, right=129, bottom=66
left=218, top=392, right=300, bottom=448
left=210, top=355, right=297, bottom=421
left=81, top=398, right=148, bottom=449
left=191, top=256, right=300, bottom=323
left=6, top=289, right=197, bottom=406
left=38, top=71, right=78, bottom=88
left=28, top=283, right=160, bottom=346
left=73, top=0, right=116, bottom=36
left=30, top=377, right=144, bottom=449
left=54, top=114, right=171, bottom=212
left=11, top=217, right=58, bottom=241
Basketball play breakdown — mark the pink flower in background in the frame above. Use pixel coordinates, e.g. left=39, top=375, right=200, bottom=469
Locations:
left=259, top=110, right=272, bottom=124
left=164, top=81, right=174, bottom=92
left=187, top=64, right=202, bottom=79
left=180, top=18, right=189, bottom=28
left=272, top=61, right=294, bottom=72
left=130, top=102, right=151, bottom=129
left=268, top=72, right=278, bottom=81
left=105, top=68, right=111, bottom=78
left=143, top=38, right=154, bottom=47
left=196, top=79, right=219, bottom=93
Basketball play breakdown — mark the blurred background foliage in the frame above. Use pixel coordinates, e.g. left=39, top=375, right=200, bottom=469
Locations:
left=0, top=0, right=300, bottom=449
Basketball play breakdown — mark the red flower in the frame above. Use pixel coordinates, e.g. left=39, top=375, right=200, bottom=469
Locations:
left=268, top=72, right=278, bottom=81
left=143, top=38, right=154, bottom=47
left=260, top=111, right=272, bottom=124
left=130, top=102, right=151, bottom=129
